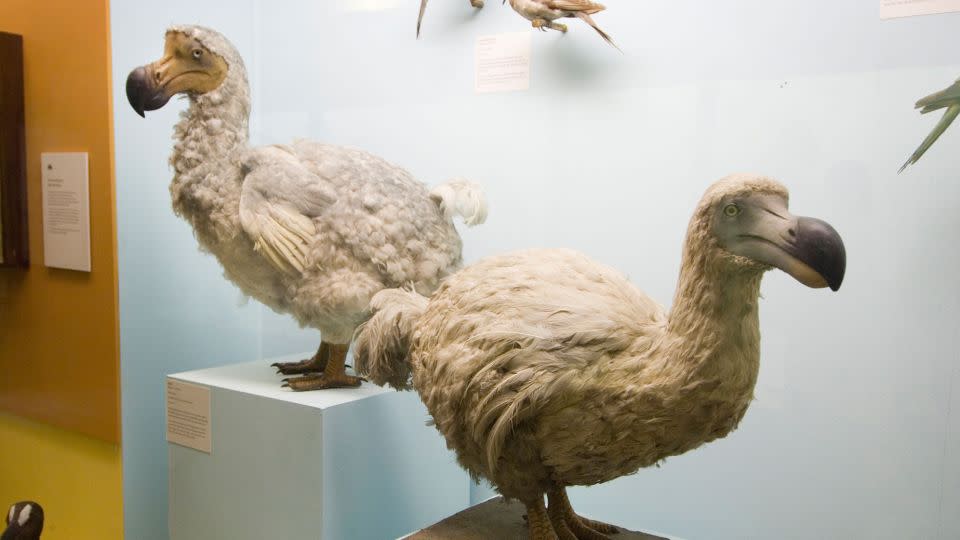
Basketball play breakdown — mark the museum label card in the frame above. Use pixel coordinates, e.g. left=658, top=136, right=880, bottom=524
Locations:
left=166, top=378, right=212, bottom=454
left=881, top=0, right=960, bottom=18
left=475, top=32, right=531, bottom=94
left=41, top=152, right=90, bottom=271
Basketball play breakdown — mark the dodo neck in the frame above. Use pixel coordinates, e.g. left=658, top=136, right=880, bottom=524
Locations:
left=171, top=85, right=250, bottom=179
left=663, top=230, right=764, bottom=378
left=168, top=70, right=251, bottom=240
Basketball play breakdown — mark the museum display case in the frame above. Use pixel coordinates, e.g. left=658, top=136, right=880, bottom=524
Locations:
left=105, top=1, right=960, bottom=539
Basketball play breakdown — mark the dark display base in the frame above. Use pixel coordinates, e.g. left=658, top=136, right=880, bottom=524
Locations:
left=407, top=497, right=669, bottom=540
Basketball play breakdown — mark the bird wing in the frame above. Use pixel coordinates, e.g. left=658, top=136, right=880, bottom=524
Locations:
left=545, top=0, right=606, bottom=14
left=916, top=79, right=960, bottom=113
left=900, top=104, right=960, bottom=173
left=239, top=145, right=337, bottom=274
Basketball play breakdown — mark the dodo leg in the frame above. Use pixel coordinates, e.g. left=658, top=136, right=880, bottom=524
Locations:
left=547, top=487, right=619, bottom=540
left=525, top=497, right=559, bottom=540
left=272, top=342, right=329, bottom=375
left=548, top=21, right=568, bottom=33
left=282, top=344, right=363, bottom=391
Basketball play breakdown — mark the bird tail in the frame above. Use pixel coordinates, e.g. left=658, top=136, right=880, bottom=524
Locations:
left=575, top=12, right=621, bottom=52
left=430, top=179, right=489, bottom=226
left=417, top=0, right=428, bottom=38
left=900, top=104, right=960, bottom=173
left=353, top=288, right=430, bottom=390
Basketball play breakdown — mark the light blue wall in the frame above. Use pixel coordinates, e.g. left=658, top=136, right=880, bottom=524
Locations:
left=112, top=1, right=960, bottom=539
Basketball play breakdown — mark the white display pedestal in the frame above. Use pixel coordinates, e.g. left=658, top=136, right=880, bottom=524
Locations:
left=168, top=356, right=470, bottom=540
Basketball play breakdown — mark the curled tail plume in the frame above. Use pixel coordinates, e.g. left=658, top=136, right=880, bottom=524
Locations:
left=430, top=179, right=489, bottom=227
left=354, top=288, right=429, bottom=390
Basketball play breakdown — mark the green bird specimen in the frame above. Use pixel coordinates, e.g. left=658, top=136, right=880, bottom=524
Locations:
left=900, top=76, right=960, bottom=173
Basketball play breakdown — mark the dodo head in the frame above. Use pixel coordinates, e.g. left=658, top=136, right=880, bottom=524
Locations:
left=696, top=174, right=846, bottom=291
left=3, top=501, right=44, bottom=540
left=126, top=25, right=243, bottom=117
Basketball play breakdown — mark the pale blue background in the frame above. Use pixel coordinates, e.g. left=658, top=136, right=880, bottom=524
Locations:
left=111, top=1, right=960, bottom=539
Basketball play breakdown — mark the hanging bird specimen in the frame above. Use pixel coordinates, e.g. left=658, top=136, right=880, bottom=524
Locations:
left=506, top=0, right=619, bottom=50
left=355, top=175, right=846, bottom=540
left=126, top=25, right=487, bottom=390
left=900, top=76, right=960, bottom=173
left=418, top=0, right=485, bottom=38
left=3, top=501, right=44, bottom=540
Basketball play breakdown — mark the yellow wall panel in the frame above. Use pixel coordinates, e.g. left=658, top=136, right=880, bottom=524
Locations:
left=0, top=0, right=120, bottom=443
left=0, top=413, right=122, bottom=539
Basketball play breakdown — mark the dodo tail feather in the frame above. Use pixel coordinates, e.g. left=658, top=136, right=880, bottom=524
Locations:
left=354, top=288, right=429, bottom=390
left=430, top=179, right=488, bottom=227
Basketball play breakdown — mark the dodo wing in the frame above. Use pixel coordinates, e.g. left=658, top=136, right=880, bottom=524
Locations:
left=239, top=145, right=337, bottom=275
left=452, top=250, right=667, bottom=471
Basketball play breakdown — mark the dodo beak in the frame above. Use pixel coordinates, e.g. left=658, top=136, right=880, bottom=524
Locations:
left=726, top=197, right=846, bottom=291
left=772, top=216, right=846, bottom=291
left=126, top=64, right=171, bottom=117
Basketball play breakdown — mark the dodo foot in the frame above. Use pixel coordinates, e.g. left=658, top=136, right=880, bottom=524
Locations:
left=550, top=22, right=568, bottom=33
left=566, top=515, right=619, bottom=540
left=272, top=357, right=325, bottom=375
left=471, top=0, right=484, bottom=7
left=281, top=374, right=363, bottom=391
left=546, top=488, right=620, bottom=540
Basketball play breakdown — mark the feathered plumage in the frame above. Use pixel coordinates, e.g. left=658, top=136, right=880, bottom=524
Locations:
left=355, top=175, right=846, bottom=539
left=506, top=0, right=620, bottom=51
left=900, top=76, right=960, bottom=173
left=126, top=25, right=486, bottom=390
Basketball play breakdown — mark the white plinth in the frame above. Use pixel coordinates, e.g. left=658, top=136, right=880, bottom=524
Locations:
left=168, top=356, right=470, bottom=540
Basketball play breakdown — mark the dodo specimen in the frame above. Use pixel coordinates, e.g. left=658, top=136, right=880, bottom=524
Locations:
left=355, top=175, right=845, bottom=539
left=126, top=26, right=486, bottom=390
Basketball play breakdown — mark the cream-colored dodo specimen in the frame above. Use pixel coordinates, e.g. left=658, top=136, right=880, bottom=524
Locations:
left=125, top=26, right=486, bottom=390
left=355, top=175, right=845, bottom=539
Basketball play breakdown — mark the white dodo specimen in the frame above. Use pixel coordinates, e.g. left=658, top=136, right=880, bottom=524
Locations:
left=355, top=175, right=846, bottom=539
left=125, top=25, right=486, bottom=390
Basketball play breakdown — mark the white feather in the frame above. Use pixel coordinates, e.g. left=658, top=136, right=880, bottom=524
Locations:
left=17, top=504, right=31, bottom=527
left=430, top=179, right=488, bottom=227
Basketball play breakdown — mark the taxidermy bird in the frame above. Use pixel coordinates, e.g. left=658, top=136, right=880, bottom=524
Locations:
left=3, top=502, right=43, bottom=540
left=125, top=25, right=487, bottom=391
left=355, top=175, right=845, bottom=539
left=505, top=0, right=619, bottom=50
left=418, top=0, right=485, bottom=38
left=900, top=76, right=960, bottom=173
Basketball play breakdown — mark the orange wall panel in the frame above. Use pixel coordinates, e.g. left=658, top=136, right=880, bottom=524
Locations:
left=0, top=0, right=119, bottom=443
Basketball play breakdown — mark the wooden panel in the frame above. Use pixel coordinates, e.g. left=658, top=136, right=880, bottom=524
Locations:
left=0, top=0, right=119, bottom=443
left=0, top=32, right=28, bottom=267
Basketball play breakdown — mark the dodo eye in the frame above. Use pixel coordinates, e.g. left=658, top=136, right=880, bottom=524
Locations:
left=723, top=203, right=740, bottom=217
left=192, top=49, right=203, bottom=59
